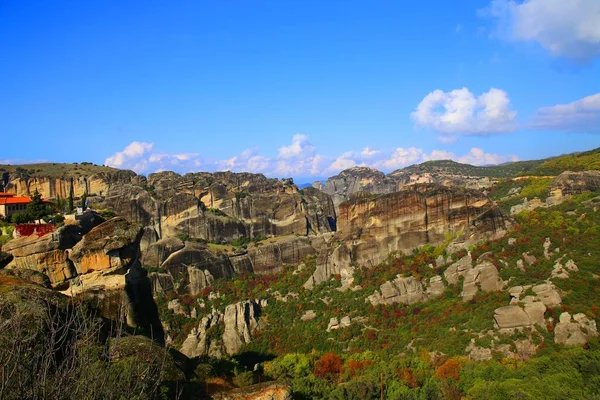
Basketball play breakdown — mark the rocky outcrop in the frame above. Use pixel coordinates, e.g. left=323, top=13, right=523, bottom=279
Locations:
left=552, top=171, right=600, bottom=196
left=551, top=259, right=579, bottom=279
left=69, top=217, right=142, bottom=277
left=247, top=236, right=319, bottom=275
left=494, top=305, right=544, bottom=329
left=313, top=167, right=397, bottom=212
left=531, top=283, right=562, bottom=307
left=554, top=312, right=598, bottom=345
left=300, top=310, right=317, bottom=321
left=326, top=316, right=351, bottom=331
left=213, top=383, right=292, bottom=400
left=4, top=168, right=136, bottom=200
left=444, top=255, right=473, bottom=285
left=180, top=299, right=266, bottom=358
left=160, top=242, right=240, bottom=295
left=2, top=215, right=107, bottom=288
left=367, top=276, right=429, bottom=305
left=461, top=262, right=503, bottom=301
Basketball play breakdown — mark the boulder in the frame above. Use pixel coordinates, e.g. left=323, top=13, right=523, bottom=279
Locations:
left=300, top=310, right=317, bottom=321
left=555, top=312, right=598, bottom=345
left=494, top=306, right=532, bottom=329
left=523, top=301, right=546, bottom=327
left=461, top=262, right=503, bottom=301
left=2, top=225, right=85, bottom=287
left=532, top=283, right=562, bottom=307
left=444, top=254, right=473, bottom=285
left=368, top=276, right=427, bottom=306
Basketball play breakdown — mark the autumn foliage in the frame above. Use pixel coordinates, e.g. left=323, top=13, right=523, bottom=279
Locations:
left=346, top=360, right=374, bottom=378
left=314, top=352, right=343, bottom=381
left=397, top=367, right=419, bottom=388
left=435, top=358, right=461, bottom=381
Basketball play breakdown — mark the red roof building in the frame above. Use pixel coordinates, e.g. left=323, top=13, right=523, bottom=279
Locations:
left=0, top=193, right=31, bottom=219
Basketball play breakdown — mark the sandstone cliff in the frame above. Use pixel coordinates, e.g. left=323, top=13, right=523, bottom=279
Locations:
left=306, top=184, right=509, bottom=288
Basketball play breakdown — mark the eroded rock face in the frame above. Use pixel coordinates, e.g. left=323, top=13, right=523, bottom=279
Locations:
left=247, top=236, right=318, bottom=275
left=314, top=167, right=397, bottom=212
left=4, top=169, right=136, bottom=200
left=69, top=217, right=142, bottom=276
left=179, top=299, right=266, bottom=357
left=160, top=242, right=239, bottom=295
left=2, top=216, right=106, bottom=287
left=306, top=185, right=508, bottom=288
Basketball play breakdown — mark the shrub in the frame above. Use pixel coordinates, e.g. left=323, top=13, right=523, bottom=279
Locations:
left=314, top=352, right=343, bottom=381
left=233, top=371, right=254, bottom=388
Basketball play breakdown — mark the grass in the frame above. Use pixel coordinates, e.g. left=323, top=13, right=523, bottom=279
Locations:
left=0, top=162, right=127, bottom=179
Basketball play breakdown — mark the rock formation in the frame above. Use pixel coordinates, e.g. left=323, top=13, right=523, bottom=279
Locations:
left=554, top=312, right=598, bottom=345
left=367, top=276, right=430, bottom=306
left=180, top=299, right=266, bottom=357
left=552, top=171, right=600, bottom=196
left=461, top=262, right=503, bottom=301
left=306, top=185, right=508, bottom=289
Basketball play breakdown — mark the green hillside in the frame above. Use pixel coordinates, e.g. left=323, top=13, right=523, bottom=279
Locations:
left=390, top=147, right=600, bottom=179
left=525, top=148, right=600, bottom=176
left=390, top=159, right=545, bottom=178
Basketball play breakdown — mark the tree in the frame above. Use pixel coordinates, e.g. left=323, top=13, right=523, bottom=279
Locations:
left=81, top=192, right=87, bottom=210
left=68, top=183, right=74, bottom=212
left=55, top=195, right=64, bottom=213
left=26, top=189, right=50, bottom=221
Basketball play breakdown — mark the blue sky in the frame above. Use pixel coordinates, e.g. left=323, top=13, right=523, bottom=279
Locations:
left=1, top=0, right=599, bottom=179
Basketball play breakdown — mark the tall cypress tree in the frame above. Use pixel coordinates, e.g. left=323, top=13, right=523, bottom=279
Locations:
left=68, top=182, right=74, bottom=212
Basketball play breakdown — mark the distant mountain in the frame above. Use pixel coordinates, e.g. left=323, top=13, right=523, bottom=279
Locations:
left=389, top=159, right=546, bottom=179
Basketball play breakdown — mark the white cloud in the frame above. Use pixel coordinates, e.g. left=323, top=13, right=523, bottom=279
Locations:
left=361, top=147, right=380, bottom=158
left=278, top=134, right=316, bottom=159
left=374, top=147, right=425, bottom=170
left=529, top=93, right=600, bottom=133
left=325, top=152, right=359, bottom=174
left=105, top=142, right=153, bottom=171
left=457, top=147, right=519, bottom=165
left=103, top=137, right=519, bottom=178
left=423, top=150, right=456, bottom=161
left=411, top=87, right=517, bottom=140
left=105, top=142, right=203, bottom=173
left=274, top=135, right=322, bottom=176
left=216, top=148, right=270, bottom=173
left=485, top=0, right=600, bottom=62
